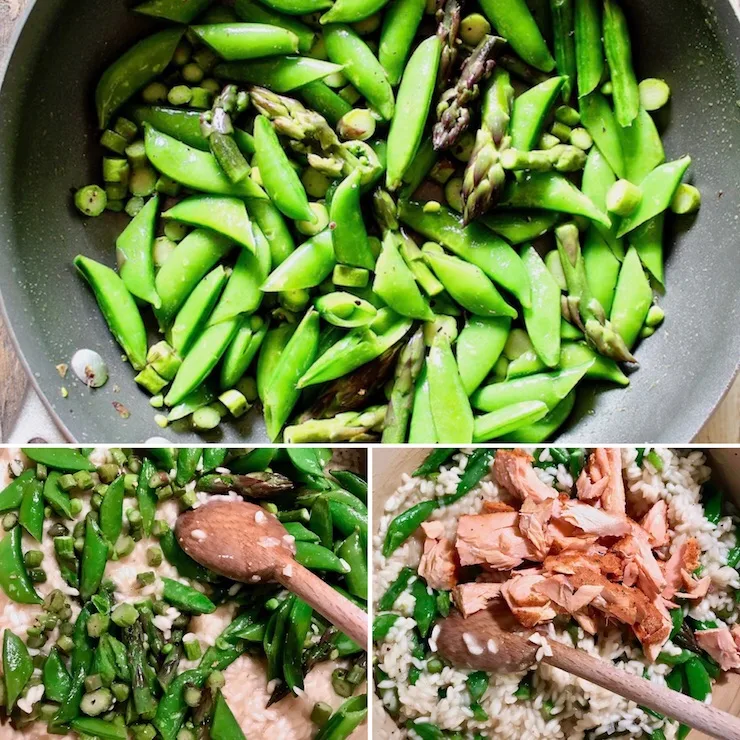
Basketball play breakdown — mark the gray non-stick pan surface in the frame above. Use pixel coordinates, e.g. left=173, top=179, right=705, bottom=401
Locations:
left=0, top=0, right=738, bottom=443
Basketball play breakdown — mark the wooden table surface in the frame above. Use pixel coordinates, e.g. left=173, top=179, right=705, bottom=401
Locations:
left=0, top=0, right=737, bottom=442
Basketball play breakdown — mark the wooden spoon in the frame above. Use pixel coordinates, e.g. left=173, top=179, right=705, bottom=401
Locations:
left=176, top=500, right=368, bottom=648
left=437, top=606, right=740, bottom=740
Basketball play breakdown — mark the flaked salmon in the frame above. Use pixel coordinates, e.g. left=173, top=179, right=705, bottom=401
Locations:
left=452, top=582, right=503, bottom=617
left=418, top=535, right=458, bottom=590
left=663, top=538, right=701, bottom=600
left=501, top=574, right=557, bottom=627
left=493, top=449, right=558, bottom=504
left=518, top=498, right=554, bottom=559
left=696, top=628, right=740, bottom=671
left=456, top=512, right=539, bottom=569
left=555, top=501, right=631, bottom=537
left=640, top=500, right=669, bottom=548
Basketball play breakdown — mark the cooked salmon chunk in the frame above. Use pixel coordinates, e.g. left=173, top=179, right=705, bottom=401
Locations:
left=640, top=500, right=669, bottom=548
left=456, top=512, right=540, bottom=569
left=555, top=501, right=631, bottom=537
left=518, top=498, right=555, bottom=559
left=696, top=628, right=740, bottom=671
left=501, top=575, right=557, bottom=627
left=418, top=536, right=458, bottom=590
left=493, top=449, right=558, bottom=504
left=452, top=582, right=503, bottom=617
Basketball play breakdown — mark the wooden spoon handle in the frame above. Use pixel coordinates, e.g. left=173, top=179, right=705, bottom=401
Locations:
left=276, top=563, right=368, bottom=648
left=547, top=642, right=740, bottom=740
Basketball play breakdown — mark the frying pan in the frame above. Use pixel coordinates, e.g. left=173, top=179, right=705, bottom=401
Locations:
left=0, top=0, right=738, bottom=443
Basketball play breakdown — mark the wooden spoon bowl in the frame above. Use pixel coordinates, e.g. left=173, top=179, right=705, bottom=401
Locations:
left=437, top=607, right=740, bottom=740
left=177, top=500, right=368, bottom=648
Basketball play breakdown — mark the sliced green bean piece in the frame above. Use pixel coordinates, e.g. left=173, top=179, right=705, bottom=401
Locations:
left=99, top=476, right=125, bottom=545
left=500, top=389, right=576, bottom=442
left=165, top=318, right=240, bottom=406
left=386, top=35, right=441, bottom=189
left=162, top=577, right=216, bottom=614
left=379, top=0, right=426, bottom=86
left=428, top=334, right=474, bottom=443
left=550, top=0, right=575, bottom=99
left=324, top=24, right=394, bottom=120
left=603, top=0, right=639, bottom=127
left=408, top=364, right=437, bottom=443
left=264, top=309, right=321, bottom=439
left=383, top=500, right=437, bottom=557
left=472, top=361, right=592, bottom=412
left=298, top=310, right=412, bottom=388
left=609, top=246, right=653, bottom=349
left=214, top=57, right=341, bottom=92
left=397, top=200, right=531, bottom=307
left=191, top=23, right=300, bottom=61
left=294, top=541, right=349, bottom=572
left=116, top=194, right=160, bottom=308
left=338, top=529, right=367, bottom=599
left=18, top=476, right=43, bottom=541
left=211, top=691, right=248, bottom=739
left=473, top=400, right=549, bottom=441
left=155, top=228, right=234, bottom=326
left=96, top=28, right=183, bottom=128
left=427, top=249, right=517, bottom=318
left=262, top=230, right=335, bottom=291
left=510, top=76, right=565, bottom=151
left=74, top=256, right=148, bottom=371
left=478, top=0, right=555, bottom=72
left=299, top=80, right=353, bottom=125
left=221, top=318, right=268, bottom=390
left=581, top=145, right=623, bottom=260
left=583, top=228, right=620, bottom=315
left=80, top=516, right=108, bottom=601
left=561, top=341, right=629, bottom=385
left=254, top=114, right=314, bottom=221
left=331, top=169, right=376, bottom=270
left=629, top=213, right=664, bottom=286
left=235, top=0, right=315, bottom=52
left=481, top=209, right=559, bottom=243
left=619, top=107, right=665, bottom=185
left=164, top=195, right=255, bottom=251
left=208, top=226, right=272, bottom=324
left=0, top=469, right=34, bottom=512
left=574, top=0, right=603, bottom=97
left=521, top=246, right=560, bottom=367
left=169, top=265, right=229, bottom=355
left=0, top=526, right=41, bottom=604
left=375, top=234, right=434, bottom=319
left=3, top=630, right=33, bottom=711
left=616, top=156, right=691, bottom=237
left=579, top=92, right=625, bottom=178
left=144, top=125, right=266, bottom=199
left=501, top=171, right=611, bottom=228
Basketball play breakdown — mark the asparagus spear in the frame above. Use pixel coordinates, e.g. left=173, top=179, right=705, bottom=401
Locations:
left=555, top=223, right=636, bottom=363
left=299, top=344, right=402, bottom=421
left=382, top=328, right=426, bottom=443
left=125, top=620, right=158, bottom=720
left=436, top=0, right=462, bottom=89
left=196, top=471, right=294, bottom=497
left=157, top=633, right=183, bottom=691
left=200, top=84, right=250, bottom=183
left=249, top=86, right=381, bottom=182
left=283, top=405, right=388, bottom=443
left=433, top=35, right=506, bottom=151
left=461, top=66, right=513, bottom=223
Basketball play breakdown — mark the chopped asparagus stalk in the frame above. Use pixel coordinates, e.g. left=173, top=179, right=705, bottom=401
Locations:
left=74, top=185, right=107, bottom=217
